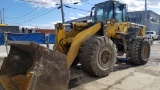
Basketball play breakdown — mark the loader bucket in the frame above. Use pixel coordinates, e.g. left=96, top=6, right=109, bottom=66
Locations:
left=0, top=41, right=69, bottom=90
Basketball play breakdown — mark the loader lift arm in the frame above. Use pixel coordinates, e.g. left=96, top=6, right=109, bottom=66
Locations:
left=55, top=22, right=102, bottom=67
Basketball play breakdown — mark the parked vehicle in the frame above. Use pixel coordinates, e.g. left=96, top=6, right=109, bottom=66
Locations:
left=146, top=31, right=159, bottom=40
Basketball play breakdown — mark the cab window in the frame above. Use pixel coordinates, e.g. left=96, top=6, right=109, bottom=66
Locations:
left=114, top=3, right=126, bottom=22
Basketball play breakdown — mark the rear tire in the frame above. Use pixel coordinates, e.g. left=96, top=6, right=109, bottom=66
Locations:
left=79, top=36, right=117, bottom=77
left=129, top=39, right=150, bottom=65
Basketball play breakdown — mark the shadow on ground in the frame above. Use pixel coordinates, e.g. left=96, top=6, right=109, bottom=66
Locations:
left=114, top=58, right=138, bottom=72
left=69, top=58, right=138, bottom=89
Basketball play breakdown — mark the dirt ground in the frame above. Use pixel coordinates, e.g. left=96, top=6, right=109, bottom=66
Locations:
left=0, top=41, right=159, bottom=90
left=69, top=41, right=160, bottom=90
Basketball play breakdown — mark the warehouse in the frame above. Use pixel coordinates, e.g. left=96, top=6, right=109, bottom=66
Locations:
left=0, top=25, right=19, bottom=33
left=128, top=10, right=160, bottom=35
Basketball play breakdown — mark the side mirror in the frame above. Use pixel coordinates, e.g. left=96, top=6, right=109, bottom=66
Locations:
left=90, top=7, right=95, bottom=17
left=127, top=15, right=131, bottom=22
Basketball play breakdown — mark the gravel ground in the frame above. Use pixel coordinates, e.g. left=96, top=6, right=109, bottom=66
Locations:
left=0, top=41, right=159, bottom=90
left=69, top=41, right=160, bottom=90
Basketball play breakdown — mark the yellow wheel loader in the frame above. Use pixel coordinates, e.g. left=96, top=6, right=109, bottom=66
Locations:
left=0, top=0, right=150, bottom=90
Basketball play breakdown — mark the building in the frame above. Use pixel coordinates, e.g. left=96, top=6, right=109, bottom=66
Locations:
left=19, top=27, right=55, bottom=34
left=35, top=29, right=55, bottom=34
left=0, top=25, right=19, bottom=33
left=65, top=10, right=160, bottom=35
left=128, top=10, right=160, bottom=35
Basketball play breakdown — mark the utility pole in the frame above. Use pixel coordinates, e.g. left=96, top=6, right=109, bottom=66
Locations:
left=0, top=10, right=2, bottom=24
left=145, top=0, right=147, bottom=27
left=3, top=8, right=5, bottom=24
left=60, top=0, right=65, bottom=23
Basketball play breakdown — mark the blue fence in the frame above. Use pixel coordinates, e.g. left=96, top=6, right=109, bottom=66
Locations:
left=49, top=34, right=56, bottom=44
left=0, top=33, right=4, bottom=45
left=0, top=33, right=55, bottom=45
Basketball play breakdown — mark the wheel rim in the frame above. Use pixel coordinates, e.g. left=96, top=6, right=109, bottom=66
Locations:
left=141, top=44, right=149, bottom=61
left=98, top=48, right=112, bottom=69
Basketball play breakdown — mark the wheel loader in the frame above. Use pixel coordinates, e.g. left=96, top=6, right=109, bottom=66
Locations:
left=0, top=0, right=150, bottom=90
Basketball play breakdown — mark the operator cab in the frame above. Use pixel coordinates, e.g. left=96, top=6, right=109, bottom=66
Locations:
left=93, top=1, right=127, bottom=22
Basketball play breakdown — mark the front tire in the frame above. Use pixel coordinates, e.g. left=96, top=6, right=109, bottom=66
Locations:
left=79, top=36, right=117, bottom=77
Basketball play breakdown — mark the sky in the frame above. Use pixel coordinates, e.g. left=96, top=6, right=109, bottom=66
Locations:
left=0, top=0, right=160, bottom=29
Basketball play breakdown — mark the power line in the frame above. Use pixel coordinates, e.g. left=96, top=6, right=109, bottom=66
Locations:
left=64, top=5, right=90, bottom=12
left=6, top=0, right=48, bottom=19
left=6, top=0, right=92, bottom=25
left=81, top=0, right=94, bottom=6
left=7, top=7, right=58, bottom=25
left=6, top=7, right=50, bottom=22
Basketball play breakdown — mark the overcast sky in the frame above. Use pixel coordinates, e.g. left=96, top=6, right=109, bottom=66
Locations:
left=0, top=0, right=160, bottom=29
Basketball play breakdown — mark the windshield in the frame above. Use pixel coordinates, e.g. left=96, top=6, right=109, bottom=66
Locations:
left=115, top=3, right=126, bottom=22
left=146, top=32, right=154, bottom=34
left=94, top=1, right=114, bottom=21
